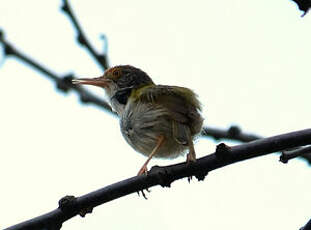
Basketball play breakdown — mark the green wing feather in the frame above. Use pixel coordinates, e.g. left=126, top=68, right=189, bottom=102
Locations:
left=134, top=85, right=203, bottom=145
left=135, top=85, right=201, bottom=111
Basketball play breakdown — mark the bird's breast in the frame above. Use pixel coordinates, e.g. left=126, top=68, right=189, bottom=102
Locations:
left=119, top=101, right=186, bottom=158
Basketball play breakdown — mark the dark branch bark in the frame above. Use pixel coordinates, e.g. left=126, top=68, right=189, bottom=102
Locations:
left=291, top=0, right=311, bottom=16
left=301, top=218, right=311, bottom=230
left=4, top=129, right=311, bottom=230
left=202, top=125, right=262, bottom=142
left=61, top=0, right=109, bottom=70
left=0, top=30, right=112, bottom=112
left=280, top=145, right=311, bottom=163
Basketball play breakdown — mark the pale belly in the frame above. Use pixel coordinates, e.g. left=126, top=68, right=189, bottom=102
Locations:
left=120, top=101, right=187, bottom=158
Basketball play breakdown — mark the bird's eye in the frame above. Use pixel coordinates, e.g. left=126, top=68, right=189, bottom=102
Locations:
left=112, top=70, right=121, bottom=77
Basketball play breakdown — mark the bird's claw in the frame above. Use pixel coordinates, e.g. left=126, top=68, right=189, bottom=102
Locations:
left=136, top=166, right=151, bottom=199
left=137, top=188, right=151, bottom=199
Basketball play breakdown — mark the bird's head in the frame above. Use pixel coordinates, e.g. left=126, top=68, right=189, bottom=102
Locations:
left=72, top=65, right=154, bottom=98
left=72, top=65, right=154, bottom=114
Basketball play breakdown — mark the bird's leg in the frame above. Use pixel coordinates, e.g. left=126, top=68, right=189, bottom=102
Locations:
left=186, top=138, right=196, bottom=182
left=137, top=135, right=165, bottom=176
left=186, top=138, right=196, bottom=163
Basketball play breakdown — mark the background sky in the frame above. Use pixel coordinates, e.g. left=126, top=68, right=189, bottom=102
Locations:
left=1, top=0, right=311, bottom=229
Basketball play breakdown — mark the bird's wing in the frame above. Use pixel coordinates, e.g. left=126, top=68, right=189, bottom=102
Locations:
left=136, top=85, right=202, bottom=144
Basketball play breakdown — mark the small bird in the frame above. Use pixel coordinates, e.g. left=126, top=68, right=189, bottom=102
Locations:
left=72, top=65, right=203, bottom=176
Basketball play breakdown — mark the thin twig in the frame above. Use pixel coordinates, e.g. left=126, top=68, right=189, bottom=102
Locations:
left=61, top=0, right=109, bottom=70
left=4, top=128, right=311, bottom=230
left=280, top=145, right=311, bottom=163
left=0, top=30, right=112, bottom=112
left=202, top=125, right=262, bottom=142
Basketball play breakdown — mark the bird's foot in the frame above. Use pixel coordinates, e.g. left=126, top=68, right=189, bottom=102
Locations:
left=186, top=152, right=196, bottom=163
left=137, top=188, right=150, bottom=199
left=137, top=165, right=151, bottom=199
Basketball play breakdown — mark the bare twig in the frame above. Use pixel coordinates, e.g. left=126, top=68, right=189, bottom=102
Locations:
left=4, top=128, right=311, bottom=230
left=280, top=145, right=311, bottom=163
left=61, top=0, right=109, bottom=70
left=0, top=30, right=112, bottom=112
left=202, top=125, right=262, bottom=142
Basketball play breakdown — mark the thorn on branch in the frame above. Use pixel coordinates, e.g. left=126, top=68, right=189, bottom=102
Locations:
left=279, top=153, right=289, bottom=164
left=149, top=165, right=173, bottom=188
left=79, top=206, right=93, bottom=217
left=216, top=143, right=232, bottom=160
left=280, top=145, right=311, bottom=164
left=194, top=170, right=208, bottom=181
left=61, top=1, right=69, bottom=14
left=59, top=195, right=77, bottom=213
left=59, top=195, right=93, bottom=218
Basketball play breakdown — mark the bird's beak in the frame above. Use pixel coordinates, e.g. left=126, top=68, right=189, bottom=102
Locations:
left=72, top=77, right=110, bottom=88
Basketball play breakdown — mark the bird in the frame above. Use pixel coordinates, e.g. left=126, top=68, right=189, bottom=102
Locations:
left=72, top=65, right=203, bottom=176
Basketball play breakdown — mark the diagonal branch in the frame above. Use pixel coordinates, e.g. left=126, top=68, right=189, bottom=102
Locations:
left=301, top=218, right=311, bottom=230
left=4, top=128, right=311, bottom=230
left=61, top=0, right=109, bottom=70
left=0, top=30, right=112, bottom=112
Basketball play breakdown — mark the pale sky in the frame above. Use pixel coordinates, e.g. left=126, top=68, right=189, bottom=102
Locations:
left=1, top=0, right=311, bottom=229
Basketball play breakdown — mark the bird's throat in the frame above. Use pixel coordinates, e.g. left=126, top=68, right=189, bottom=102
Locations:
left=111, top=87, right=133, bottom=105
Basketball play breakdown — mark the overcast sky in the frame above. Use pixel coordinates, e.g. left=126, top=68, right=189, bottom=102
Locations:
left=1, top=0, right=311, bottom=229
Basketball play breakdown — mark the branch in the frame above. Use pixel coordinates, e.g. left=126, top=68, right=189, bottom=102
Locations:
left=301, top=218, right=311, bottom=230
left=280, top=145, right=311, bottom=163
left=291, top=0, right=311, bottom=16
left=0, top=30, right=112, bottom=112
left=4, top=128, right=311, bottom=230
left=202, top=125, right=262, bottom=142
left=61, top=0, right=109, bottom=70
